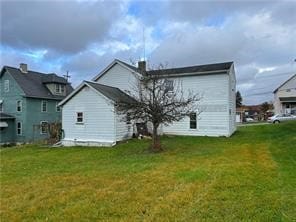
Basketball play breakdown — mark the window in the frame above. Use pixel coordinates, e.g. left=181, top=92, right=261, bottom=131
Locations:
left=76, top=112, right=83, bottom=123
left=16, top=100, right=22, bottom=112
left=40, top=121, right=49, bottom=134
left=61, top=85, right=65, bottom=93
left=41, top=101, right=47, bottom=112
left=4, top=80, right=9, bottom=92
left=55, top=84, right=65, bottom=94
left=190, top=112, right=197, bottom=129
left=165, top=80, right=174, bottom=92
left=17, top=122, right=22, bottom=135
left=56, top=102, right=61, bottom=112
left=55, top=84, right=60, bottom=93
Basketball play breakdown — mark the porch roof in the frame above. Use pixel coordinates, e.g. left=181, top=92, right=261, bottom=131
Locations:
left=279, top=97, right=296, bottom=102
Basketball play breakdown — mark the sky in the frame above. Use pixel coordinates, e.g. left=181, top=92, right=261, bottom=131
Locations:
left=1, top=0, right=296, bottom=105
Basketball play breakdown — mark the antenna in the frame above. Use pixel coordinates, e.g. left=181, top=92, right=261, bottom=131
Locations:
left=63, top=71, right=71, bottom=82
left=143, top=27, right=146, bottom=61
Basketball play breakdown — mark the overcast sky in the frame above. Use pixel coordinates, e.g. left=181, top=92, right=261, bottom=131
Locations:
left=1, top=0, right=295, bottom=105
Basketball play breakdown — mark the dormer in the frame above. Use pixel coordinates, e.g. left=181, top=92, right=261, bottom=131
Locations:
left=42, top=73, right=68, bottom=96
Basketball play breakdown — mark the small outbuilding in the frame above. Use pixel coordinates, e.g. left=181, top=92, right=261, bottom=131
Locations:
left=58, top=81, right=134, bottom=146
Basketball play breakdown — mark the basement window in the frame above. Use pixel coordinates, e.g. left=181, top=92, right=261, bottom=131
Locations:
left=76, top=112, right=84, bottom=123
left=190, top=112, right=197, bottom=129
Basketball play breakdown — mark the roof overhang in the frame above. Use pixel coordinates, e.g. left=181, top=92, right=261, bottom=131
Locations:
left=151, top=69, right=229, bottom=78
left=0, top=121, right=8, bottom=128
left=279, top=97, right=296, bottom=102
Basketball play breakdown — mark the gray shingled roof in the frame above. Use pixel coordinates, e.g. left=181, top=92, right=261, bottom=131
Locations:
left=1, top=66, right=73, bottom=100
left=147, top=61, right=233, bottom=76
left=0, top=113, right=15, bottom=120
left=86, top=81, right=135, bottom=104
left=115, top=59, right=233, bottom=75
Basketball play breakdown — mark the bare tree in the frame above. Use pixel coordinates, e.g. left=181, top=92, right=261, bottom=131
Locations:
left=115, top=65, right=202, bottom=152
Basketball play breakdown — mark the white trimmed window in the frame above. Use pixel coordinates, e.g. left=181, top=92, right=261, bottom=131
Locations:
left=189, top=112, right=197, bottom=129
left=164, top=79, right=174, bottom=92
left=16, top=100, right=22, bottom=112
left=61, top=85, right=65, bottom=93
left=55, top=84, right=60, bottom=93
left=17, top=122, right=22, bottom=135
left=4, top=80, right=9, bottom=92
left=56, top=102, right=61, bottom=112
left=76, top=112, right=83, bottom=123
left=41, top=101, right=47, bottom=112
left=40, top=121, right=49, bottom=134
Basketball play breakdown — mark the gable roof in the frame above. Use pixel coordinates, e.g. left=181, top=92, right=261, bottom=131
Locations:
left=92, top=59, right=141, bottom=81
left=92, top=59, right=234, bottom=81
left=147, top=61, right=233, bottom=76
left=1, top=66, right=73, bottom=100
left=59, top=81, right=135, bottom=106
left=273, top=74, right=296, bottom=93
left=85, top=81, right=135, bottom=103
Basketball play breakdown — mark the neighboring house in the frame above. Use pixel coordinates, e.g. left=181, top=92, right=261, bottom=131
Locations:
left=236, top=105, right=262, bottom=123
left=273, top=74, right=296, bottom=115
left=59, top=59, right=236, bottom=146
left=0, top=63, right=73, bottom=144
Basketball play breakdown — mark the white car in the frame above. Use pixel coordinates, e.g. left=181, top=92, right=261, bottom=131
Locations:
left=245, top=117, right=254, bottom=122
left=267, top=114, right=296, bottom=123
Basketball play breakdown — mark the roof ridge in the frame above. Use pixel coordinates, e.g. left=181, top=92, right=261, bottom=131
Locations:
left=148, top=61, right=234, bottom=72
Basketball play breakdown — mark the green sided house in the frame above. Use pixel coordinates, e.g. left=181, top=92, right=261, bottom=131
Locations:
left=0, top=63, right=73, bottom=145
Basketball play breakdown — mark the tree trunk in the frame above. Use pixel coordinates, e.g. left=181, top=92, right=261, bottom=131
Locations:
left=151, top=123, right=161, bottom=152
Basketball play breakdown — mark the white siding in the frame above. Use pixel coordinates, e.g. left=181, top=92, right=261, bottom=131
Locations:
left=162, top=73, right=232, bottom=136
left=62, top=86, right=116, bottom=145
left=115, top=114, right=133, bottom=141
left=96, top=63, right=138, bottom=93
left=228, top=65, right=236, bottom=135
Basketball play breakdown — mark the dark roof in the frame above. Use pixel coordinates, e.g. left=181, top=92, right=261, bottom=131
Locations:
left=114, top=59, right=233, bottom=76
left=85, top=81, right=135, bottom=103
left=147, top=61, right=233, bottom=76
left=42, top=73, right=68, bottom=84
left=279, top=97, right=296, bottom=102
left=1, top=66, right=73, bottom=100
left=0, top=113, right=15, bottom=120
left=273, top=74, right=296, bottom=93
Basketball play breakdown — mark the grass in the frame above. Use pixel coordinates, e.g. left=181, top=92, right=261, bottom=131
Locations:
left=1, top=122, right=295, bottom=221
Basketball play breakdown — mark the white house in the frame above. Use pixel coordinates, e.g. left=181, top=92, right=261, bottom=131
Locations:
left=273, top=74, right=296, bottom=115
left=59, top=81, right=134, bottom=146
left=59, top=59, right=236, bottom=146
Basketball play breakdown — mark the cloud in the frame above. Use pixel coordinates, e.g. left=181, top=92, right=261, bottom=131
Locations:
left=1, top=0, right=295, bottom=105
left=0, top=0, right=123, bottom=53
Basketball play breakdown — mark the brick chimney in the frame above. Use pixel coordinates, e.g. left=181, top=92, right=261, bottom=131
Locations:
left=20, top=63, right=28, bottom=73
left=138, top=61, right=146, bottom=74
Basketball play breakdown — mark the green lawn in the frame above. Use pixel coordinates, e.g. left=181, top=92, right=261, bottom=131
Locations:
left=1, top=122, right=295, bottom=221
